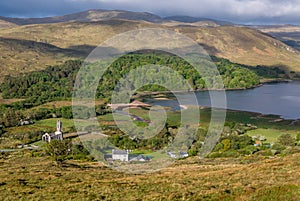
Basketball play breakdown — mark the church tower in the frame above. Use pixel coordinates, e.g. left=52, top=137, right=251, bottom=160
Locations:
left=54, top=120, right=63, bottom=140
left=56, top=120, right=62, bottom=132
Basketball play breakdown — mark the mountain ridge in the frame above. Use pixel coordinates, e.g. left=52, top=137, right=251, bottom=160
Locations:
left=0, top=9, right=163, bottom=25
left=0, top=9, right=300, bottom=81
left=164, top=15, right=233, bottom=25
left=0, top=9, right=235, bottom=26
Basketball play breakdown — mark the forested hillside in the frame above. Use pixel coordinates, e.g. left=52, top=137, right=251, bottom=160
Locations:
left=0, top=53, right=268, bottom=102
left=1, top=53, right=288, bottom=104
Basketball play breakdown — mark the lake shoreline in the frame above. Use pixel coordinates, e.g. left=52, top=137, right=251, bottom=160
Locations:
left=136, top=80, right=300, bottom=120
left=134, top=78, right=293, bottom=99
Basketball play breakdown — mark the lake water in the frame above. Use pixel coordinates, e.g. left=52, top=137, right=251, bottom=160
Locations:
left=146, top=82, right=300, bottom=120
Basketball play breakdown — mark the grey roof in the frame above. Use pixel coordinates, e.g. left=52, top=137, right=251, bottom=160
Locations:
left=112, top=149, right=128, bottom=155
left=130, top=154, right=149, bottom=161
left=133, top=155, right=147, bottom=160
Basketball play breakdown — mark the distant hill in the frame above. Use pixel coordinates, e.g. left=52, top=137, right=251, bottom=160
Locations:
left=0, top=10, right=234, bottom=26
left=164, top=16, right=233, bottom=26
left=1, top=20, right=299, bottom=68
left=254, top=25, right=300, bottom=52
left=0, top=10, right=300, bottom=81
left=0, top=9, right=163, bottom=25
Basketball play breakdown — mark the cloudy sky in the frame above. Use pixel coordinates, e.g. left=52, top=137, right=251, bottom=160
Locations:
left=0, top=0, right=300, bottom=24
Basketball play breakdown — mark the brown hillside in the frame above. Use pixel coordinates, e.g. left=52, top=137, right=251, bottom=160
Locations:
left=0, top=37, right=81, bottom=82
left=0, top=19, right=300, bottom=81
left=0, top=19, right=17, bottom=29
left=181, top=26, right=300, bottom=71
left=1, top=153, right=300, bottom=200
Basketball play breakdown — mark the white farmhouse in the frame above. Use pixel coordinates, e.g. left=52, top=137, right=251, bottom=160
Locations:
left=112, top=149, right=129, bottom=162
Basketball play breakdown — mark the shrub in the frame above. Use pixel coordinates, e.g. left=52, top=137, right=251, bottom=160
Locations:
left=272, top=143, right=286, bottom=152
left=208, top=150, right=240, bottom=158
left=239, top=145, right=258, bottom=155
left=296, top=133, right=300, bottom=141
left=213, top=142, right=223, bottom=152
left=221, top=139, right=231, bottom=152
left=188, top=144, right=199, bottom=156
left=222, top=150, right=240, bottom=158
left=278, top=134, right=295, bottom=146
left=0, top=125, right=3, bottom=136
left=45, top=139, right=72, bottom=165
left=255, top=150, right=273, bottom=156
left=71, top=143, right=93, bottom=161
left=208, top=152, right=223, bottom=158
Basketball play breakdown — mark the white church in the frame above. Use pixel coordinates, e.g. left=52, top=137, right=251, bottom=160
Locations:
left=42, top=120, right=64, bottom=143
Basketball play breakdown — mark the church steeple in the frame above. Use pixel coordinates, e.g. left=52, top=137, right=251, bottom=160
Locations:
left=54, top=120, right=63, bottom=140
left=56, top=120, right=62, bottom=132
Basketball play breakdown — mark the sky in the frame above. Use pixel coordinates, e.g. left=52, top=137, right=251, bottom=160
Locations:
left=0, top=0, right=300, bottom=25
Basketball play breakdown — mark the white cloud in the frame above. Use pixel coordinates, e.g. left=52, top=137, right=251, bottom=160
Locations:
left=81, top=0, right=300, bottom=23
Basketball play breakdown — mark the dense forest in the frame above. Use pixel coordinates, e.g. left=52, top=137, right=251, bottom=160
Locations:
left=96, top=53, right=261, bottom=98
left=1, top=53, right=283, bottom=102
left=0, top=60, right=81, bottom=103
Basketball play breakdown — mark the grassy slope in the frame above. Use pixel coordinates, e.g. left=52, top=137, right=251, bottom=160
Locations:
left=0, top=37, right=82, bottom=82
left=0, top=19, right=17, bottom=29
left=0, top=20, right=300, bottom=83
left=189, top=26, right=300, bottom=72
left=0, top=94, right=23, bottom=104
left=1, top=152, right=300, bottom=200
left=246, top=128, right=298, bottom=143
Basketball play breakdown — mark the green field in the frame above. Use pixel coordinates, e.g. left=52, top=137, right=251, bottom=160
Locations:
left=34, top=118, right=75, bottom=128
left=246, top=128, right=298, bottom=143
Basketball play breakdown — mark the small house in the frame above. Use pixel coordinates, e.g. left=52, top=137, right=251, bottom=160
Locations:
left=130, top=155, right=149, bottom=162
left=167, top=152, right=177, bottom=158
left=254, top=140, right=262, bottom=147
left=180, top=152, right=189, bottom=158
left=18, top=119, right=34, bottom=126
left=112, top=149, right=129, bottom=162
left=167, top=151, right=189, bottom=159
